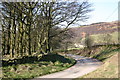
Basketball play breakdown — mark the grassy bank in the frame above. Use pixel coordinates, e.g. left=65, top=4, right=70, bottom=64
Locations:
left=71, top=45, right=120, bottom=79
left=61, top=45, right=119, bottom=59
left=2, top=53, right=76, bottom=79
left=81, top=53, right=118, bottom=78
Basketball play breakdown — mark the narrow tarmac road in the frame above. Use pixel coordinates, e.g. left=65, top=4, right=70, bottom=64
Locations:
left=33, top=54, right=103, bottom=80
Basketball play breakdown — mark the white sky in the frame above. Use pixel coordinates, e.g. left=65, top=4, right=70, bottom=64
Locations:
left=82, top=0, right=119, bottom=25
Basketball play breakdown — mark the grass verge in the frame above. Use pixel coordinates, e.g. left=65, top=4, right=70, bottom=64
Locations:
left=2, top=53, right=76, bottom=79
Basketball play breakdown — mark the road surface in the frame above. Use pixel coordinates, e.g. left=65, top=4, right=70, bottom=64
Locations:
left=33, top=54, right=103, bottom=80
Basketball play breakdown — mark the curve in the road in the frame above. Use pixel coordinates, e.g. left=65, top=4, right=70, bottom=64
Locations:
left=33, top=54, right=103, bottom=79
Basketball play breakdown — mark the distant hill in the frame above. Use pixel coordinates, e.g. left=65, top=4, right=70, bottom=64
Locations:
left=69, top=21, right=118, bottom=43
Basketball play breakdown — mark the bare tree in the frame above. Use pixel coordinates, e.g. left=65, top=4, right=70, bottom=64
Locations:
left=1, top=1, right=92, bottom=58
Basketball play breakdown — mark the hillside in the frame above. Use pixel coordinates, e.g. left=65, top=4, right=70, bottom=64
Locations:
left=70, top=21, right=118, bottom=38
left=68, top=21, right=118, bottom=47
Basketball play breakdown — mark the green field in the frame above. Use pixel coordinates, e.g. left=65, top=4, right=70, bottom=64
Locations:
left=79, top=31, right=118, bottom=46
left=90, top=31, right=118, bottom=45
